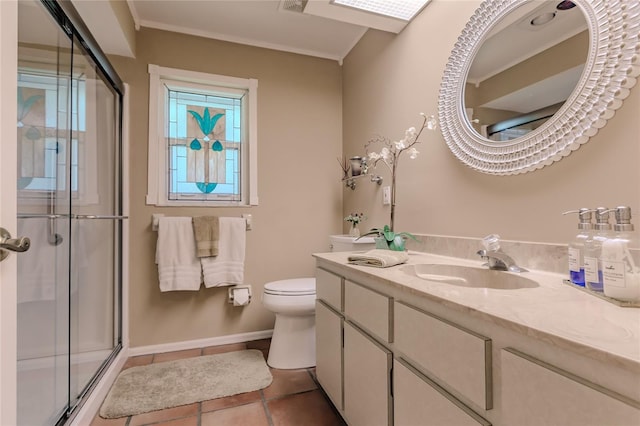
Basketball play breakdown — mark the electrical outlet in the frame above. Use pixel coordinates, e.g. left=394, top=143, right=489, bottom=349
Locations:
left=383, top=186, right=391, bottom=205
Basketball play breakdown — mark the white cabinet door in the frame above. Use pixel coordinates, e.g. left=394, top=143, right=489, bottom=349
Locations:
left=344, top=321, right=392, bottom=426
left=394, top=359, right=491, bottom=426
left=502, top=348, right=640, bottom=426
left=315, top=301, right=343, bottom=412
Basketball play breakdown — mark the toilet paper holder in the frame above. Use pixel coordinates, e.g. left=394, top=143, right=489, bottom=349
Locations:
left=228, top=285, right=252, bottom=306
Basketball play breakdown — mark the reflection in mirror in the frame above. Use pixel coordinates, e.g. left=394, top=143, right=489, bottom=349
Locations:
left=439, top=0, right=640, bottom=175
left=464, top=1, right=588, bottom=142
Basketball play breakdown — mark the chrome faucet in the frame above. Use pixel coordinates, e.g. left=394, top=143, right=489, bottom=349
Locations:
left=477, top=234, right=528, bottom=273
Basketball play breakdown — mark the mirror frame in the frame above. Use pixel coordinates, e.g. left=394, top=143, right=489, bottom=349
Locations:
left=438, top=0, right=640, bottom=175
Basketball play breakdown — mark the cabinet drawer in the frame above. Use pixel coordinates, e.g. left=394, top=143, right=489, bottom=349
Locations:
left=316, top=268, right=342, bottom=311
left=344, top=280, right=392, bottom=342
left=394, top=359, right=491, bottom=426
left=501, top=348, right=640, bottom=426
left=394, top=301, right=492, bottom=410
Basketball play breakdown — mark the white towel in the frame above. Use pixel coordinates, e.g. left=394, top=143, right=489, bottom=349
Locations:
left=348, top=249, right=409, bottom=268
left=201, top=217, right=246, bottom=287
left=155, top=217, right=201, bottom=292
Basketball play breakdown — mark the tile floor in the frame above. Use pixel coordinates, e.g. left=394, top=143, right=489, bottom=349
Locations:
left=90, top=339, right=346, bottom=426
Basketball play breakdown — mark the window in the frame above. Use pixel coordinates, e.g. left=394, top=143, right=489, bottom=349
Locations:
left=147, top=64, right=258, bottom=206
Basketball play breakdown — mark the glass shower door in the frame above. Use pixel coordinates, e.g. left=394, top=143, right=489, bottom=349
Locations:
left=16, top=1, right=123, bottom=423
left=16, top=1, right=73, bottom=423
left=68, top=34, right=122, bottom=411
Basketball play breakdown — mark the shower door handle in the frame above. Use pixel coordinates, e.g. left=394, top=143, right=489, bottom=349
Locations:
left=0, top=227, right=31, bottom=261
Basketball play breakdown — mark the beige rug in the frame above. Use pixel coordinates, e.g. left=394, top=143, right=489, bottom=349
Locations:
left=99, top=349, right=272, bottom=418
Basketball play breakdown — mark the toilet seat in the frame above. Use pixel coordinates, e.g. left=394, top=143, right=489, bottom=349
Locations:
left=264, top=278, right=316, bottom=296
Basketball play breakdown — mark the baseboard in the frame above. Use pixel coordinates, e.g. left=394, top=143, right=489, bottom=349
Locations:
left=128, top=329, right=274, bottom=357
left=69, top=347, right=129, bottom=426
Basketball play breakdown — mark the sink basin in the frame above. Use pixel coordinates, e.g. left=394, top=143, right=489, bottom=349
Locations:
left=401, top=264, right=539, bottom=290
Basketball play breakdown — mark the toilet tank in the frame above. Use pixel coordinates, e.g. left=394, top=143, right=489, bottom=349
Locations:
left=329, top=235, right=375, bottom=252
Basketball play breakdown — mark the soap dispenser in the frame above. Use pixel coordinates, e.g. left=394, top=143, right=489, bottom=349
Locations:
left=602, top=206, right=640, bottom=302
left=583, top=207, right=612, bottom=292
left=564, top=208, right=594, bottom=286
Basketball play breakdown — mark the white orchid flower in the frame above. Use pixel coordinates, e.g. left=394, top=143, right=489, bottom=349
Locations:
left=405, top=127, right=416, bottom=137
left=394, top=139, right=406, bottom=150
left=426, top=115, right=437, bottom=130
left=380, top=147, right=391, bottom=161
left=409, top=147, right=419, bottom=159
left=368, top=152, right=381, bottom=161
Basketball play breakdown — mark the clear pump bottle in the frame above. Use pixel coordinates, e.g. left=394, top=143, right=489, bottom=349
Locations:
left=564, top=208, right=594, bottom=287
left=583, top=207, right=612, bottom=292
left=602, top=206, right=640, bottom=302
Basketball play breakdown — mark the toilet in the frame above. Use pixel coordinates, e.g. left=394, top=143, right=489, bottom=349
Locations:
left=262, top=278, right=316, bottom=369
left=262, top=236, right=374, bottom=369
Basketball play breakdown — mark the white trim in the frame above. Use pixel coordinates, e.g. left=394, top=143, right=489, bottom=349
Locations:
left=0, top=2, right=18, bottom=424
left=147, top=64, right=259, bottom=207
left=128, top=329, right=274, bottom=357
left=139, top=20, right=343, bottom=63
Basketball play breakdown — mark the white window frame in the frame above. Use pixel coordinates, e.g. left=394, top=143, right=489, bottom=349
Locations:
left=147, top=64, right=258, bottom=206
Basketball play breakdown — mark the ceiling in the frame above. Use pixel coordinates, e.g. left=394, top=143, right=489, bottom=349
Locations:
left=123, top=0, right=421, bottom=63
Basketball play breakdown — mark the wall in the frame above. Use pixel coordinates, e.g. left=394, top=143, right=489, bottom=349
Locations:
left=342, top=0, right=640, bottom=245
left=110, top=28, right=343, bottom=348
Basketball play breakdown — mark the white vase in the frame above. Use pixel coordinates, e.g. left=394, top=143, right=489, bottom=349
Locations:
left=349, top=223, right=360, bottom=237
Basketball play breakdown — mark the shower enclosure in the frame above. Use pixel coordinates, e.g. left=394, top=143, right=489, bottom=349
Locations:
left=15, top=1, right=124, bottom=424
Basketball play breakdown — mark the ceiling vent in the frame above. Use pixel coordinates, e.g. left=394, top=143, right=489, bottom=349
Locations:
left=280, top=0, right=308, bottom=13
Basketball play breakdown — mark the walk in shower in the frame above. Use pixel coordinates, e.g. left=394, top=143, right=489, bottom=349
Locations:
left=16, top=1, right=124, bottom=424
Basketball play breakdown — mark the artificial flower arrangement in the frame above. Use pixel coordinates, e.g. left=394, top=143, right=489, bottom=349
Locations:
left=344, top=213, right=366, bottom=237
left=359, top=113, right=438, bottom=251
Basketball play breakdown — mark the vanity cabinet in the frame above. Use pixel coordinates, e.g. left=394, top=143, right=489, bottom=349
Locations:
left=315, top=267, right=488, bottom=426
left=501, top=348, right=640, bottom=425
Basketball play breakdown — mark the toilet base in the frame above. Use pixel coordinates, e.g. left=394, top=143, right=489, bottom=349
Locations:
left=267, top=313, right=316, bottom=369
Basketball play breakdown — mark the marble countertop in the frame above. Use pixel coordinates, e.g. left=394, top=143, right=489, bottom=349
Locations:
left=313, top=251, right=640, bottom=372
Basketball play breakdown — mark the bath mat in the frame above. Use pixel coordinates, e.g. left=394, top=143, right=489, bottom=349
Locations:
left=99, top=349, right=272, bottom=418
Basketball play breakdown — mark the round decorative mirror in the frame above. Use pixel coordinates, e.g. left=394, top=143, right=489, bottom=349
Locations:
left=439, top=0, right=640, bottom=175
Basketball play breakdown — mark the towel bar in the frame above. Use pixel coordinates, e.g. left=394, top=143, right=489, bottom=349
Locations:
left=151, top=213, right=252, bottom=231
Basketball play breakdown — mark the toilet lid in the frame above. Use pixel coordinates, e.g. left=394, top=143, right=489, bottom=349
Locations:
left=264, top=278, right=316, bottom=296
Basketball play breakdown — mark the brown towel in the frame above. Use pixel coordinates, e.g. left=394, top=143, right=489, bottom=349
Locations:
left=192, top=216, right=220, bottom=257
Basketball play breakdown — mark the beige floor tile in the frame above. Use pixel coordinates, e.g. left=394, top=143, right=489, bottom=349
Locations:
left=90, top=414, right=128, bottom=426
left=201, top=402, right=269, bottom=426
left=202, top=342, right=247, bottom=356
left=152, top=348, right=202, bottom=363
left=152, top=415, right=199, bottom=426
left=122, top=354, right=154, bottom=370
left=129, top=403, right=199, bottom=426
left=268, top=390, right=346, bottom=426
left=246, top=338, right=271, bottom=351
left=201, top=390, right=262, bottom=412
left=262, top=368, right=317, bottom=400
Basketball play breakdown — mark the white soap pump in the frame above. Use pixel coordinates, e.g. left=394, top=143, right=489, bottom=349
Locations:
left=563, top=208, right=594, bottom=287
left=601, top=206, right=640, bottom=302
left=583, top=207, right=612, bottom=292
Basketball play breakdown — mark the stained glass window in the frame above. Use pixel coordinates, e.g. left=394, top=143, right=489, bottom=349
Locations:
left=166, top=88, right=243, bottom=201
left=147, top=65, right=258, bottom=207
